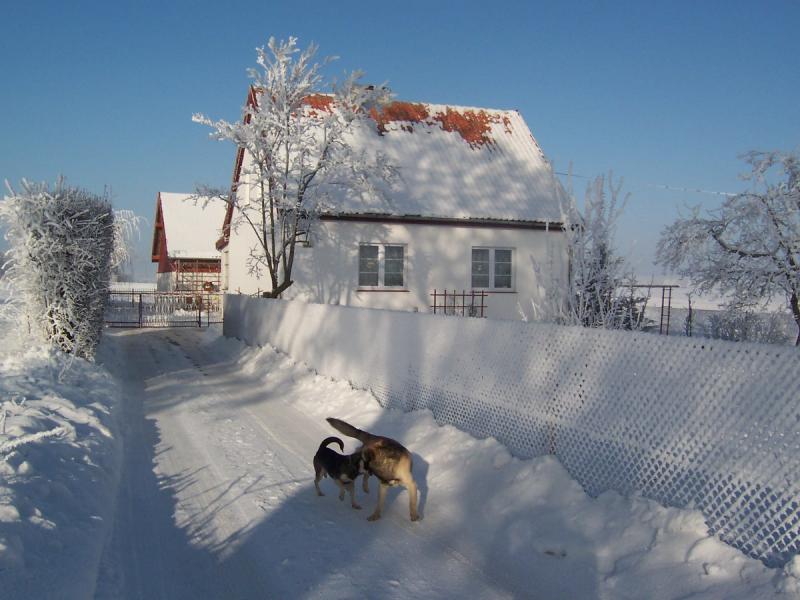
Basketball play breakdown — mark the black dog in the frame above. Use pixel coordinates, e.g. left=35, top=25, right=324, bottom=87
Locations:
left=313, top=436, right=366, bottom=510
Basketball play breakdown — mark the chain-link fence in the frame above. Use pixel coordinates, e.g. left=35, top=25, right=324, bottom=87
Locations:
left=224, top=295, right=799, bottom=567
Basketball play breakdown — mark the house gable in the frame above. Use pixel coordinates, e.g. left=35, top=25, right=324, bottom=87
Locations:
left=151, top=192, right=172, bottom=274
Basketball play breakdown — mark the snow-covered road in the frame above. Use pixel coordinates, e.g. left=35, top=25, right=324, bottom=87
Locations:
left=96, top=328, right=513, bottom=599
left=90, top=327, right=797, bottom=600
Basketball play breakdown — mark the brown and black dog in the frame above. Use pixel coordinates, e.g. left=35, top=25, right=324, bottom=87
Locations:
left=313, top=436, right=366, bottom=510
left=326, top=418, right=419, bottom=522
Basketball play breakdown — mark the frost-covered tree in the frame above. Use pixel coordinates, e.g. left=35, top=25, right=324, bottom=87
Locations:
left=562, top=173, right=643, bottom=328
left=194, top=36, right=392, bottom=298
left=525, top=172, right=647, bottom=329
left=110, top=209, right=145, bottom=281
left=657, top=151, right=800, bottom=345
left=1, top=179, right=115, bottom=358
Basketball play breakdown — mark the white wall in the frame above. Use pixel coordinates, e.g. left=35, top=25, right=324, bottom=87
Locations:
left=224, top=296, right=800, bottom=567
left=224, top=218, right=567, bottom=321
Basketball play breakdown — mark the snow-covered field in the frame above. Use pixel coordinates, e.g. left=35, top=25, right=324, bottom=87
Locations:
left=0, top=323, right=798, bottom=598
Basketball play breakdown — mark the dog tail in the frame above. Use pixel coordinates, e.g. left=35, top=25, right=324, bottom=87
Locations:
left=318, top=436, right=344, bottom=452
left=326, top=418, right=370, bottom=443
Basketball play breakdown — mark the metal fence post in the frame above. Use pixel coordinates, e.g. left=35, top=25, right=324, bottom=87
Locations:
left=138, top=293, right=143, bottom=327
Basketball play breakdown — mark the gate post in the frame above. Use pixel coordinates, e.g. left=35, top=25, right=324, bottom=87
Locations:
left=138, top=293, right=143, bottom=327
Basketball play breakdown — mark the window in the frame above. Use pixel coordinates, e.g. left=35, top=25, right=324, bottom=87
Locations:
left=359, top=244, right=406, bottom=288
left=471, top=247, right=513, bottom=290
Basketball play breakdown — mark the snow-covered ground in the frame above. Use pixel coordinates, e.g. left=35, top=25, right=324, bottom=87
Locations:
left=0, top=324, right=798, bottom=598
left=0, top=323, right=121, bottom=598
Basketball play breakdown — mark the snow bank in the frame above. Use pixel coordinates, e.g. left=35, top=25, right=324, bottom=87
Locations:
left=207, top=330, right=799, bottom=598
left=224, top=295, right=800, bottom=567
left=0, top=339, right=121, bottom=598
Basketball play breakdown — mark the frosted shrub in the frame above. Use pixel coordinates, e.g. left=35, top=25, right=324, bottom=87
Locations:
left=1, top=179, right=114, bottom=359
left=531, top=172, right=648, bottom=329
left=703, top=309, right=790, bottom=345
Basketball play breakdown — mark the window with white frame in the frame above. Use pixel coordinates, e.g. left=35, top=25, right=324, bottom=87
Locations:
left=471, top=247, right=513, bottom=290
left=359, top=244, right=406, bottom=288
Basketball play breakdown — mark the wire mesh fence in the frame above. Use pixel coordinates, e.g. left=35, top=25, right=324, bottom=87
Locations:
left=225, top=296, right=800, bottom=567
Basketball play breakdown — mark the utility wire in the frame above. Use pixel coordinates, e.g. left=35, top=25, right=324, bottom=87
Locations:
left=554, top=171, right=736, bottom=198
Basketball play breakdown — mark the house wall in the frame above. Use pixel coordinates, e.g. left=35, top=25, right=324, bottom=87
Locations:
left=156, top=259, right=222, bottom=292
left=223, top=218, right=568, bottom=321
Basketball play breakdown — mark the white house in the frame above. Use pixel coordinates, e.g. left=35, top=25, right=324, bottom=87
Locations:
left=217, top=99, right=569, bottom=320
left=151, top=192, right=226, bottom=292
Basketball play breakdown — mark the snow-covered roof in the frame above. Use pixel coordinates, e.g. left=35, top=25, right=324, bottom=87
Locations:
left=158, top=192, right=226, bottom=259
left=323, top=101, right=566, bottom=223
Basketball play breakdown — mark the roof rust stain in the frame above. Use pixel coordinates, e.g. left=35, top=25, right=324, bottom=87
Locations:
left=295, top=96, right=514, bottom=148
left=301, top=94, right=335, bottom=116
left=370, top=102, right=513, bottom=149
left=370, top=102, right=430, bottom=135
left=432, top=108, right=501, bottom=148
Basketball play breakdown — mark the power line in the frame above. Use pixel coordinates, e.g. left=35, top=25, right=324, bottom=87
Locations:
left=554, top=171, right=736, bottom=198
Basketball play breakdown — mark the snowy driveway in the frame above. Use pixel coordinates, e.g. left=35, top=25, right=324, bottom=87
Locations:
left=94, top=328, right=795, bottom=600
left=96, top=328, right=514, bottom=600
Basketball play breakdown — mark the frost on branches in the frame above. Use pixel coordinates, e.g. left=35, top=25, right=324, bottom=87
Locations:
left=657, top=151, right=800, bottom=345
left=110, top=209, right=145, bottom=282
left=1, top=179, right=115, bottom=359
left=194, top=36, right=393, bottom=298
left=560, top=173, right=648, bottom=329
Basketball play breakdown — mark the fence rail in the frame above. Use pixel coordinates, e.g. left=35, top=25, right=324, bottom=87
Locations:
left=104, top=290, right=223, bottom=328
left=430, top=289, right=487, bottom=318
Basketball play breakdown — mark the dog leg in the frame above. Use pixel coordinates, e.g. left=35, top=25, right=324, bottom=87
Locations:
left=367, top=482, right=388, bottom=521
left=336, top=480, right=346, bottom=501
left=346, top=482, right=362, bottom=510
left=405, top=479, right=419, bottom=521
left=362, top=473, right=370, bottom=494
left=314, top=466, right=324, bottom=496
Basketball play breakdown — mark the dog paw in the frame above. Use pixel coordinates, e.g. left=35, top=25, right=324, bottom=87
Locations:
left=367, top=513, right=381, bottom=521
left=352, top=504, right=362, bottom=510
left=410, top=514, right=420, bottom=522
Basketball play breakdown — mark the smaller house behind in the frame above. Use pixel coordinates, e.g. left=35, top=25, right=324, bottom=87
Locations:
left=151, top=192, right=226, bottom=292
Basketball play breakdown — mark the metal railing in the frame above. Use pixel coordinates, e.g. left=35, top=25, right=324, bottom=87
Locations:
left=430, top=289, right=487, bottom=318
left=104, top=290, right=223, bottom=328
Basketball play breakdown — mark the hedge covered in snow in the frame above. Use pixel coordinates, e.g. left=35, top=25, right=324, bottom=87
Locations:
left=1, top=180, right=114, bottom=359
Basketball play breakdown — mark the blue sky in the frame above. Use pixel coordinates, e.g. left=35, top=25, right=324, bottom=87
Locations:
left=1, top=0, right=798, bottom=281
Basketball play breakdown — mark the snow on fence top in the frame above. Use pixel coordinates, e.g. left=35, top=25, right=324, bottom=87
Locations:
left=157, top=192, right=226, bottom=259
left=224, top=296, right=800, bottom=568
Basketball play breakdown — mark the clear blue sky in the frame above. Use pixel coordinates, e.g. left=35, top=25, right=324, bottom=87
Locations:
left=1, top=0, right=798, bottom=281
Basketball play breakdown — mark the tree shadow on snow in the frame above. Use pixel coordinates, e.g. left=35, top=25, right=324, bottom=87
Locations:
left=102, top=328, right=604, bottom=599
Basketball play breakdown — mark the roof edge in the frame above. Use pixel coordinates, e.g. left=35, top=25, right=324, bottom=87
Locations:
left=319, top=213, right=564, bottom=231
